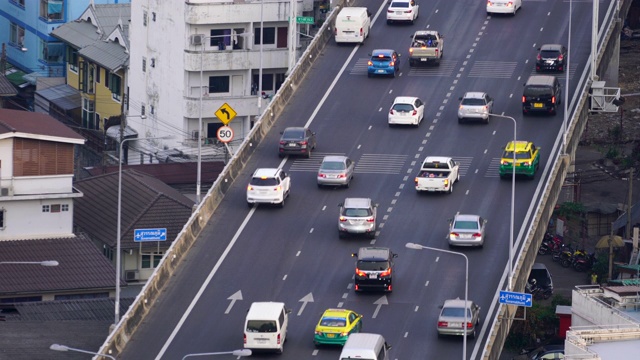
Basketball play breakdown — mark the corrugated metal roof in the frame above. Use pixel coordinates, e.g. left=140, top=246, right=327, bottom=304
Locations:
left=78, top=41, right=128, bottom=72
left=0, top=235, right=117, bottom=295
left=0, top=74, right=17, bottom=96
left=0, top=108, right=85, bottom=143
left=35, top=84, right=81, bottom=111
left=50, top=20, right=102, bottom=49
left=74, top=169, right=195, bottom=249
left=93, top=4, right=131, bottom=46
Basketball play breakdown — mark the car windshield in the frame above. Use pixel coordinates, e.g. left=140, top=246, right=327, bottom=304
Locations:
left=246, top=320, right=277, bottom=333
left=250, top=177, right=278, bottom=186
left=461, top=98, right=486, bottom=106
left=344, top=208, right=372, bottom=217
left=502, top=151, right=531, bottom=160
left=321, top=161, right=346, bottom=170
left=357, top=260, right=390, bottom=271
left=391, top=2, right=410, bottom=7
left=392, top=104, right=414, bottom=112
left=320, top=317, right=347, bottom=327
left=540, top=50, right=561, bottom=58
left=441, top=307, right=472, bottom=318
left=282, top=129, right=304, bottom=139
left=453, top=220, right=479, bottom=230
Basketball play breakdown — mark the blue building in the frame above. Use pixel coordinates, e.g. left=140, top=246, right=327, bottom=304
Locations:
left=0, top=0, right=129, bottom=83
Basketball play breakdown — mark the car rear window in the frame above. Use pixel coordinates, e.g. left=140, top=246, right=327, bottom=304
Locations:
left=502, top=151, right=532, bottom=160
left=441, top=307, right=471, bottom=318
left=246, top=320, right=277, bottom=333
left=320, top=317, right=347, bottom=327
left=392, top=103, right=414, bottom=112
left=321, top=161, right=346, bottom=170
left=461, top=98, right=486, bottom=106
left=357, top=260, right=389, bottom=271
left=391, top=2, right=410, bottom=7
left=453, top=220, right=479, bottom=230
left=344, top=208, right=372, bottom=217
left=282, top=129, right=304, bottom=139
left=540, top=50, right=560, bottom=58
left=372, top=55, right=391, bottom=62
left=530, top=269, right=552, bottom=286
left=250, top=177, right=278, bottom=186
left=524, top=86, right=553, bottom=97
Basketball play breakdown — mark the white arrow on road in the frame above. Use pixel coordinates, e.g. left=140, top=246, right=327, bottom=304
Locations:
left=298, top=293, right=314, bottom=316
left=225, top=290, right=243, bottom=314
left=372, top=295, right=388, bottom=318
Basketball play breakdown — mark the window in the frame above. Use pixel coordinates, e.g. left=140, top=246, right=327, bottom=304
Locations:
left=42, top=205, right=50, bottom=213
left=87, top=64, right=95, bottom=94
left=39, top=41, right=64, bottom=63
left=40, top=0, right=64, bottom=21
left=150, top=105, right=155, bottom=115
left=252, top=73, right=274, bottom=92
left=152, top=12, right=156, bottom=22
left=109, top=73, right=122, bottom=101
left=208, top=76, right=229, bottom=93
left=50, top=204, right=61, bottom=213
left=13, top=139, right=74, bottom=176
left=12, top=0, right=26, bottom=8
left=210, top=29, right=231, bottom=49
left=67, top=47, right=78, bottom=72
left=150, top=58, right=155, bottom=68
left=142, top=57, right=146, bottom=72
left=9, top=23, right=25, bottom=48
left=143, top=10, right=148, bottom=26
left=82, top=98, right=95, bottom=128
left=141, top=251, right=164, bottom=269
left=0, top=209, right=5, bottom=229
left=141, top=104, right=146, bottom=116
left=96, top=65, right=100, bottom=83
left=254, top=27, right=275, bottom=45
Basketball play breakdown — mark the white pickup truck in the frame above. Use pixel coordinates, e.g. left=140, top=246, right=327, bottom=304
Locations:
left=414, top=156, right=459, bottom=193
left=408, top=30, right=444, bottom=66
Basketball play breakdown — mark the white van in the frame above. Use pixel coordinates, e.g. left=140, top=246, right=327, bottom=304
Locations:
left=335, top=7, right=371, bottom=44
left=243, top=302, right=291, bottom=353
left=339, top=333, right=391, bottom=360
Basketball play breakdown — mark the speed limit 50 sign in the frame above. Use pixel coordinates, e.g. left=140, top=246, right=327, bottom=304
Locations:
left=216, top=126, right=234, bottom=143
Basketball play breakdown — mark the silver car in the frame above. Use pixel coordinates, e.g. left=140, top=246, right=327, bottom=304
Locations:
left=448, top=214, right=486, bottom=247
left=317, top=155, right=355, bottom=188
left=437, top=298, right=481, bottom=338
left=457, top=92, right=493, bottom=124
left=338, top=198, right=377, bottom=239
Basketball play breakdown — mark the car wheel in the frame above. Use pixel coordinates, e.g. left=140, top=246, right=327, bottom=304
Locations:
left=306, top=149, right=311, bottom=159
left=449, top=182, right=454, bottom=194
left=339, top=231, right=346, bottom=239
left=409, top=59, right=415, bottom=67
left=484, top=117, right=489, bottom=124
left=247, top=202, right=253, bottom=208
left=345, top=180, right=350, bottom=188
left=278, top=153, right=284, bottom=158
left=456, top=173, right=460, bottom=183
left=458, top=117, right=464, bottom=124
left=317, top=183, right=323, bottom=189
left=367, top=73, right=372, bottom=78
left=368, top=231, right=376, bottom=239
left=279, top=198, right=285, bottom=208
left=470, top=329, right=476, bottom=339
left=387, top=19, right=392, bottom=25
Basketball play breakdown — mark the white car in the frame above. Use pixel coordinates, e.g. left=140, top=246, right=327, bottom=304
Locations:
left=487, top=0, right=522, bottom=16
left=448, top=214, right=486, bottom=247
left=388, top=96, right=425, bottom=127
left=457, top=92, right=493, bottom=124
left=246, top=168, right=291, bottom=208
left=386, top=0, right=419, bottom=24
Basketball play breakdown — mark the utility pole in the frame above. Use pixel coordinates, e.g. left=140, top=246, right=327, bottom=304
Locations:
left=1, top=43, right=6, bottom=75
left=627, top=167, right=634, bottom=239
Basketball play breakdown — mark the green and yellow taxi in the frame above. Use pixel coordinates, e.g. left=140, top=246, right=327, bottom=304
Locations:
left=313, top=308, right=363, bottom=346
left=499, top=141, right=540, bottom=179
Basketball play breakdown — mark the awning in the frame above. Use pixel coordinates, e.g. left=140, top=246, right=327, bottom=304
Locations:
left=35, top=84, right=81, bottom=111
left=106, top=125, right=138, bottom=140
left=612, top=203, right=640, bottom=232
left=5, top=69, right=29, bottom=89
left=0, top=75, right=17, bottom=96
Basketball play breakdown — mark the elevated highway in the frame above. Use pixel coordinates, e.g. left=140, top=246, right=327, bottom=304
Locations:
left=100, top=0, right=633, bottom=359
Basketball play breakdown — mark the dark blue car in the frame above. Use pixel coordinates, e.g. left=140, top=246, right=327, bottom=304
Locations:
left=368, top=49, right=400, bottom=78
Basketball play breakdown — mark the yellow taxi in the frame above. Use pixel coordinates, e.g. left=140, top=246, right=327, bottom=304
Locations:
left=313, top=308, right=363, bottom=346
left=499, top=141, right=540, bottom=179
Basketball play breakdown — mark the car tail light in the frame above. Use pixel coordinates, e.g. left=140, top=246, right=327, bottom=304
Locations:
left=508, top=1, right=514, bottom=6
left=368, top=60, right=373, bottom=66
left=247, top=185, right=254, bottom=191
left=438, top=321, right=448, bottom=328
left=523, top=161, right=530, bottom=166
left=473, top=233, right=482, bottom=238
left=558, top=54, right=564, bottom=61
left=483, top=105, right=489, bottom=112
left=341, top=331, right=349, bottom=336
left=277, top=333, right=281, bottom=344
left=389, top=109, right=394, bottom=115
left=274, top=185, right=282, bottom=192
left=334, top=27, right=337, bottom=36
left=279, top=140, right=286, bottom=145
left=299, top=140, right=307, bottom=145
left=355, top=284, right=360, bottom=290
left=536, top=54, right=541, bottom=61
left=380, top=268, right=391, bottom=277
left=409, top=48, right=414, bottom=55
left=414, top=177, right=419, bottom=184
left=337, top=173, right=346, bottom=178
left=389, top=61, right=395, bottom=66
left=501, top=160, right=510, bottom=165
left=356, top=268, right=366, bottom=277
left=435, top=49, right=439, bottom=56
left=244, top=334, right=247, bottom=344
left=366, top=217, right=375, bottom=223
left=412, top=110, right=417, bottom=116
left=552, top=96, right=556, bottom=104
left=444, top=179, right=449, bottom=186
left=450, top=232, right=459, bottom=237
left=466, top=322, right=473, bottom=329
left=522, top=96, right=526, bottom=103
left=339, top=216, right=347, bottom=222
left=315, top=331, right=322, bottom=335
left=387, top=9, right=393, bottom=13
left=360, top=28, right=363, bottom=37
left=318, top=173, right=326, bottom=178
left=405, top=10, right=412, bottom=13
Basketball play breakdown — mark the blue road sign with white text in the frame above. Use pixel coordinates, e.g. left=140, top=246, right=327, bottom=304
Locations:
left=499, top=290, right=532, bottom=307
left=134, top=228, right=167, bottom=242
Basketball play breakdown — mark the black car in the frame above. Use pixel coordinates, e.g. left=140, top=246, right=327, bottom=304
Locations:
left=522, top=75, right=562, bottom=115
left=536, top=44, right=567, bottom=72
left=352, top=247, right=397, bottom=292
left=527, top=263, right=554, bottom=294
left=278, top=127, right=316, bottom=158
left=512, top=344, right=564, bottom=360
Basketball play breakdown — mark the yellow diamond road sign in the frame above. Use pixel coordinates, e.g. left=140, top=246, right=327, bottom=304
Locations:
left=215, top=103, right=237, bottom=125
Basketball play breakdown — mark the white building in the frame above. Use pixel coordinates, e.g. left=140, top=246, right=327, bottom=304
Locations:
left=127, top=0, right=310, bottom=156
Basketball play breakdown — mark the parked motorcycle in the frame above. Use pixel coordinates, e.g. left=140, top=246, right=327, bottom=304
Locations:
left=552, top=243, right=573, bottom=264
left=538, top=233, right=563, bottom=255
left=563, top=248, right=587, bottom=268
left=573, top=252, right=596, bottom=272
left=525, top=279, right=553, bottom=300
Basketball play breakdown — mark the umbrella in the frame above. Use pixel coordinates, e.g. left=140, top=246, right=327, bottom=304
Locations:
left=595, top=234, right=625, bottom=281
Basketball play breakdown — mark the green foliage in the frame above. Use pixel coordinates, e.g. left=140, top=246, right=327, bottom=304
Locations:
left=555, top=202, right=586, bottom=220
left=608, top=125, right=622, bottom=143
left=505, top=294, right=570, bottom=350
left=605, top=146, right=619, bottom=160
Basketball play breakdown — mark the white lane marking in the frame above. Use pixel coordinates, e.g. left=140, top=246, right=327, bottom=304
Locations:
left=296, top=251, right=301, bottom=256
left=283, top=274, right=287, bottom=281
left=309, top=228, right=314, bottom=234
left=415, top=306, right=419, bottom=312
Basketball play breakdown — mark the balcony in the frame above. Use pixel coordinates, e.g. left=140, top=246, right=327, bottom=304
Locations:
left=185, top=1, right=294, bottom=24
left=185, top=48, right=289, bottom=72
left=183, top=95, right=259, bottom=119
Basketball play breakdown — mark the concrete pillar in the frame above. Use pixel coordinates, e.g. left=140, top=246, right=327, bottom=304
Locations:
left=602, top=30, right=620, bottom=85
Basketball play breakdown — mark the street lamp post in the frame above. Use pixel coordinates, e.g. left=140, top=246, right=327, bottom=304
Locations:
left=115, top=135, right=171, bottom=325
left=490, top=113, right=517, bottom=291
left=0, top=261, right=58, bottom=266
left=50, top=344, right=115, bottom=360
left=406, top=243, right=469, bottom=360
left=182, top=349, right=252, bottom=359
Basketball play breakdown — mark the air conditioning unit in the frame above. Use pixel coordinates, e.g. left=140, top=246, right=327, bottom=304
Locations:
left=125, top=270, right=139, bottom=281
left=0, top=187, right=13, bottom=196
left=190, top=34, right=205, bottom=46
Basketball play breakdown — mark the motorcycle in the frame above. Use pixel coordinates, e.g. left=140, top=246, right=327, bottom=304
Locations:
left=525, top=279, right=553, bottom=300
left=564, top=248, right=587, bottom=268
left=573, top=252, right=596, bottom=272
left=538, top=233, right=563, bottom=255
left=552, top=243, right=572, bottom=263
